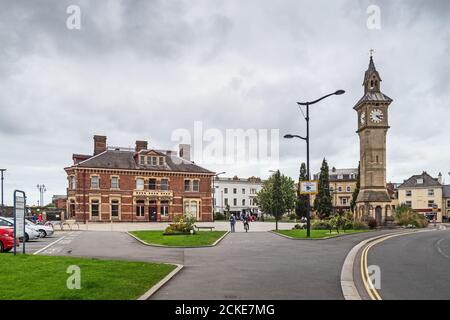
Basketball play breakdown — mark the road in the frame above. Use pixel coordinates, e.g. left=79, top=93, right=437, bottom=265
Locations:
left=39, top=229, right=397, bottom=299
left=362, top=228, right=450, bottom=300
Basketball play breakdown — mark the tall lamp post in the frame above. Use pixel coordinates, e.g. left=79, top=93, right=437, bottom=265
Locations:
left=284, top=90, right=345, bottom=238
left=36, top=184, right=47, bottom=208
left=212, top=172, right=226, bottom=218
left=0, top=169, right=5, bottom=216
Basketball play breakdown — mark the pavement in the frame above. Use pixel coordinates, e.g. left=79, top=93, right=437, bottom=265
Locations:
left=72, top=221, right=299, bottom=232
left=16, top=231, right=67, bottom=255
left=358, top=227, right=450, bottom=300
left=36, top=227, right=400, bottom=299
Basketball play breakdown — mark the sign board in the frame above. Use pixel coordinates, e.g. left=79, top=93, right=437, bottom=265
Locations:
left=300, top=181, right=319, bottom=195
left=13, top=190, right=26, bottom=255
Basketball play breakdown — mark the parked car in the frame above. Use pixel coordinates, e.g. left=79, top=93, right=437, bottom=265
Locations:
left=25, top=219, right=54, bottom=238
left=0, top=227, right=19, bottom=252
left=0, top=217, right=40, bottom=242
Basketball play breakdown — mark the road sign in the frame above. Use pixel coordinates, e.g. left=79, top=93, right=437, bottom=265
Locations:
left=300, top=180, right=318, bottom=195
left=13, top=190, right=26, bottom=255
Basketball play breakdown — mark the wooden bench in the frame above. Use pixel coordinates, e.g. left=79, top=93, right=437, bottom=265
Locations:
left=194, top=225, right=215, bottom=232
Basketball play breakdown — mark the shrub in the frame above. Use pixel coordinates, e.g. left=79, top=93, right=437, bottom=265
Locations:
left=289, top=212, right=297, bottom=221
left=343, top=221, right=354, bottom=231
left=368, top=218, right=377, bottom=229
left=214, top=212, right=225, bottom=221
left=165, top=213, right=197, bottom=234
left=311, top=220, right=331, bottom=230
left=395, top=205, right=428, bottom=228
left=353, top=220, right=369, bottom=230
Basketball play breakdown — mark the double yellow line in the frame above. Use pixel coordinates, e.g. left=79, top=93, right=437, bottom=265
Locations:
left=360, top=231, right=420, bottom=300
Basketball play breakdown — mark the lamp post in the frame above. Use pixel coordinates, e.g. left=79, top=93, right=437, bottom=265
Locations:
left=212, top=172, right=226, bottom=219
left=0, top=169, right=5, bottom=216
left=284, top=90, right=345, bottom=238
left=36, top=184, right=46, bottom=208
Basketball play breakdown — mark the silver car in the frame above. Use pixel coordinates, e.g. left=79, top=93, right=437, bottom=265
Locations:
left=25, top=219, right=54, bottom=238
left=0, top=217, right=40, bottom=241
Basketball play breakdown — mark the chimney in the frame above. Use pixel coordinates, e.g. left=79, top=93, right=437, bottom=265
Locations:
left=438, top=172, right=443, bottom=184
left=135, top=140, right=148, bottom=152
left=93, top=135, right=107, bottom=155
left=179, top=144, right=191, bottom=161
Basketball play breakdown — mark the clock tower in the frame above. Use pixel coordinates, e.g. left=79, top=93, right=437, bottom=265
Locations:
left=354, top=54, right=393, bottom=225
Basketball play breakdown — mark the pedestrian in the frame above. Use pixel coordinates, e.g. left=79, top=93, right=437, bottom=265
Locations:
left=32, top=213, right=37, bottom=223
left=229, top=213, right=236, bottom=233
left=38, top=213, right=43, bottom=224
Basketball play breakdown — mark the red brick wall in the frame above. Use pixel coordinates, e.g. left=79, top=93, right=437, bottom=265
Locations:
left=66, top=169, right=213, bottom=222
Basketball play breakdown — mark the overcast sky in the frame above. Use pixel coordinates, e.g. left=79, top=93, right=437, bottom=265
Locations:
left=1, top=0, right=449, bottom=205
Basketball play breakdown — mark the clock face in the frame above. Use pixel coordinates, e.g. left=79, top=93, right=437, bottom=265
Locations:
left=370, top=109, right=384, bottom=124
left=360, top=112, right=366, bottom=125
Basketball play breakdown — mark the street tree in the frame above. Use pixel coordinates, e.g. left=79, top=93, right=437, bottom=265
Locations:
left=314, top=158, right=333, bottom=219
left=350, top=162, right=360, bottom=214
left=257, top=170, right=296, bottom=230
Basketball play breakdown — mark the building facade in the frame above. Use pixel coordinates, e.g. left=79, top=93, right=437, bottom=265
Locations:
left=397, top=172, right=444, bottom=222
left=443, top=185, right=450, bottom=222
left=354, top=54, right=394, bottom=225
left=65, top=135, right=215, bottom=222
left=312, top=167, right=358, bottom=213
left=213, top=176, right=263, bottom=217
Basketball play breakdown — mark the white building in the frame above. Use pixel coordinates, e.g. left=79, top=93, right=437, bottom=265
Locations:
left=213, top=176, right=264, bottom=216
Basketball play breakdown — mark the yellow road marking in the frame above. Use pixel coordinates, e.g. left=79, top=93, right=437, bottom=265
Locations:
left=360, top=231, right=423, bottom=300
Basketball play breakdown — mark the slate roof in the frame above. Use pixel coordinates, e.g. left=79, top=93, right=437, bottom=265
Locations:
left=70, top=149, right=214, bottom=174
left=398, top=172, right=442, bottom=189
left=354, top=91, right=393, bottom=109
left=443, top=185, right=450, bottom=198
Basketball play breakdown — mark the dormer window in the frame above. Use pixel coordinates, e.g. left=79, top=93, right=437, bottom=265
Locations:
left=417, top=178, right=424, bottom=184
left=139, top=155, right=145, bottom=165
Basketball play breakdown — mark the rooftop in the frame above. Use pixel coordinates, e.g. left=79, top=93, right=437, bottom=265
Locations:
left=398, top=172, right=442, bottom=189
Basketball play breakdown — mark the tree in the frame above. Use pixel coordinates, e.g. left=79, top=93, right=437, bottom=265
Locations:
left=350, top=162, right=360, bottom=214
left=295, top=162, right=308, bottom=219
left=256, top=170, right=296, bottom=230
left=314, top=158, right=333, bottom=219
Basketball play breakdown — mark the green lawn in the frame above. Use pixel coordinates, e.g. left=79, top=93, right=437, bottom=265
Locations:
left=274, top=229, right=371, bottom=239
left=0, top=254, right=175, bottom=300
left=130, top=230, right=227, bottom=247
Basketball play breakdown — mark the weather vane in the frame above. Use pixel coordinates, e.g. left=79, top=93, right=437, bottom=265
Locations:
left=369, top=48, right=375, bottom=57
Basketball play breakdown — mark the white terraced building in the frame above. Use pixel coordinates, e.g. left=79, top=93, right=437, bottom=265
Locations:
left=213, top=176, right=264, bottom=217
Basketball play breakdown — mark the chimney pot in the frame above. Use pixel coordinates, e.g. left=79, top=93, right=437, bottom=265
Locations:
left=179, top=144, right=191, bottom=161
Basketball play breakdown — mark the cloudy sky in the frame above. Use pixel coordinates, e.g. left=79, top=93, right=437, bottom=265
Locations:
left=1, top=0, right=449, bottom=205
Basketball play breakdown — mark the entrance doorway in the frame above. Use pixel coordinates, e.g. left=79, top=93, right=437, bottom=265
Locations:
left=149, top=201, right=157, bottom=222
left=375, top=206, right=382, bottom=225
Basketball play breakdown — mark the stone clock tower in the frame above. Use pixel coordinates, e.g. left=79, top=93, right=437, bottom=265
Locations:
left=354, top=54, right=393, bottom=225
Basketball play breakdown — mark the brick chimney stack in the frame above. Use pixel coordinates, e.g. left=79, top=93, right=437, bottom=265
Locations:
left=93, top=135, right=107, bottom=155
left=135, top=140, right=148, bottom=152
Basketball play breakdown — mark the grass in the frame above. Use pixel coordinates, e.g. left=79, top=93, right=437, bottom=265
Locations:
left=0, top=254, right=175, bottom=300
left=273, top=229, right=372, bottom=239
left=130, top=230, right=227, bottom=247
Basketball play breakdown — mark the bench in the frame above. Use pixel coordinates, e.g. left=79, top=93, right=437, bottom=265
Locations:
left=194, top=225, right=215, bottom=232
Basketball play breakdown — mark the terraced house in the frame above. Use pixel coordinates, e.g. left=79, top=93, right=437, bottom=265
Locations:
left=65, top=135, right=215, bottom=222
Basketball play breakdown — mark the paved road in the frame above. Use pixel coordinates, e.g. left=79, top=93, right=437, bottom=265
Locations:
left=18, top=232, right=66, bottom=254
left=41, top=229, right=398, bottom=299
left=365, top=228, right=450, bottom=300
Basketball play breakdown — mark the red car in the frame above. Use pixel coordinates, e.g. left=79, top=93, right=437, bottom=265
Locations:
left=0, top=228, right=19, bottom=253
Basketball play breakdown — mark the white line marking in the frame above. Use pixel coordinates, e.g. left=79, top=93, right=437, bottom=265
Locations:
left=33, top=236, right=67, bottom=255
left=436, top=238, right=450, bottom=259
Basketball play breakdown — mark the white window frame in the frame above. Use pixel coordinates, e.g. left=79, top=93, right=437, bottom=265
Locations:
left=136, top=178, right=145, bottom=191
left=91, top=176, right=99, bottom=189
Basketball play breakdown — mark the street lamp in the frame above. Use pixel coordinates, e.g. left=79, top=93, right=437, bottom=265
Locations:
left=0, top=169, right=5, bottom=216
left=36, top=184, right=46, bottom=207
left=212, top=172, right=226, bottom=219
left=284, top=90, right=345, bottom=238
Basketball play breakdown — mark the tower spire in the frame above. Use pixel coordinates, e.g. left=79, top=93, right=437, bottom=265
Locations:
left=368, top=49, right=376, bottom=71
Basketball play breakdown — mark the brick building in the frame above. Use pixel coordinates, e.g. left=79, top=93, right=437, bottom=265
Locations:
left=65, top=135, right=215, bottom=222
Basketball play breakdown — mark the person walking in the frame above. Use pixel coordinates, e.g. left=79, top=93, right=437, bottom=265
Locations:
left=38, top=213, right=43, bottom=224
left=229, top=213, right=236, bottom=233
left=32, top=213, right=37, bottom=224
